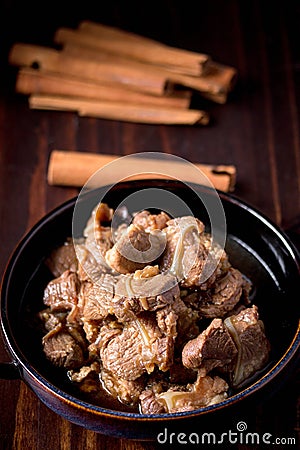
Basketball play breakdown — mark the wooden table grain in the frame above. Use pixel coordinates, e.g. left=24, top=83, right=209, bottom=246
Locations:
left=0, top=1, right=299, bottom=449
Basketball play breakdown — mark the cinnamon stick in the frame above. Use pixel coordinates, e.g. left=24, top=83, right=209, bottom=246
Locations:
left=9, top=43, right=168, bottom=96
left=54, top=29, right=236, bottom=97
left=29, top=94, right=209, bottom=125
left=47, top=150, right=237, bottom=192
left=59, top=39, right=237, bottom=101
left=16, top=68, right=192, bottom=109
left=75, top=21, right=210, bottom=76
left=170, top=62, right=237, bottom=96
left=77, top=23, right=237, bottom=91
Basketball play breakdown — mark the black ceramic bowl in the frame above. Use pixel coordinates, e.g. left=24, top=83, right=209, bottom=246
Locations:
left=1, top=180, right=299, bottom=440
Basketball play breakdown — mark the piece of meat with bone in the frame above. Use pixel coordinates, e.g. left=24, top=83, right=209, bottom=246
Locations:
left=182, top=318, right=238, bottom=374
left=160, top=216, right=212, bottom=288
left=132, top=210, right=171, bottom=231
left=43, top=270, right=80, bottom=312
left=83, top=202, right=113, bottom=239
left=140, top=371, right=228, bottom=414
left=183, top=267, right=251, bottom=318
left=83, top=202, right=114, bottom=272
left=224, top=305, right=271, bottom=387
left=105, top=224, right=166, bottom=274
left=99, top=312, right=176, bottom=381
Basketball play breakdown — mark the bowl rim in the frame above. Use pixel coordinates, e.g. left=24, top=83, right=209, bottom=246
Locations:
left=1, top=180, right=300, bottom=419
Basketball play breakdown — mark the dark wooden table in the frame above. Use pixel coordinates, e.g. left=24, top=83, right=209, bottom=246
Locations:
left=0, top=1, right=299, bottom=449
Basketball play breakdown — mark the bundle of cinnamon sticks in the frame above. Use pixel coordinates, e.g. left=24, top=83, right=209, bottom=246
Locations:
left=9, top=21, right=237, bottom=125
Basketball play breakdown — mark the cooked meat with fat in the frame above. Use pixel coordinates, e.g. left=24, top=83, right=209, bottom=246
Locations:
left=42, top=326, right=85, bottom=369
left=68, top=362, right=101, bottom=394
left=98, top=322, right=145, bottom=380
left=68, top=362, right=100, bottom=383
left=139, top=389, right=167, bottom=414
left=183, top=267, right=251, bottom=318
left=199, top=268, right=251, bottom=317
left=39, top=309, right=68, bottom=331
left=99, top=313, right=175, bottom=381
left=160, top=216, right=210, bottom=287
left=106, top=224, right=166, bottom=274
left=133, top=264, right=160, bottom=279
left=182, top=318, right=238, bottom=373
left=155, top=306, right=177, bottom=338
left=224, top=305, right=271, bottom=387
left=78, top=274, right=117, bottom=321
left=194, top=233, right=231, bottom=290
left=182, top=305, right=270, bottom=388
left=114, top=271, right=180, bottom=320
left=43, top=270, right=80, bottom=312
left=79, top=270, right=179, bottom=323
left=81, top=319, right=101, bottom=344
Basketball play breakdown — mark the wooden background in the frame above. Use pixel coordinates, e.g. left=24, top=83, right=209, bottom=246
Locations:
left=0, top=1, right=299, bottom=449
